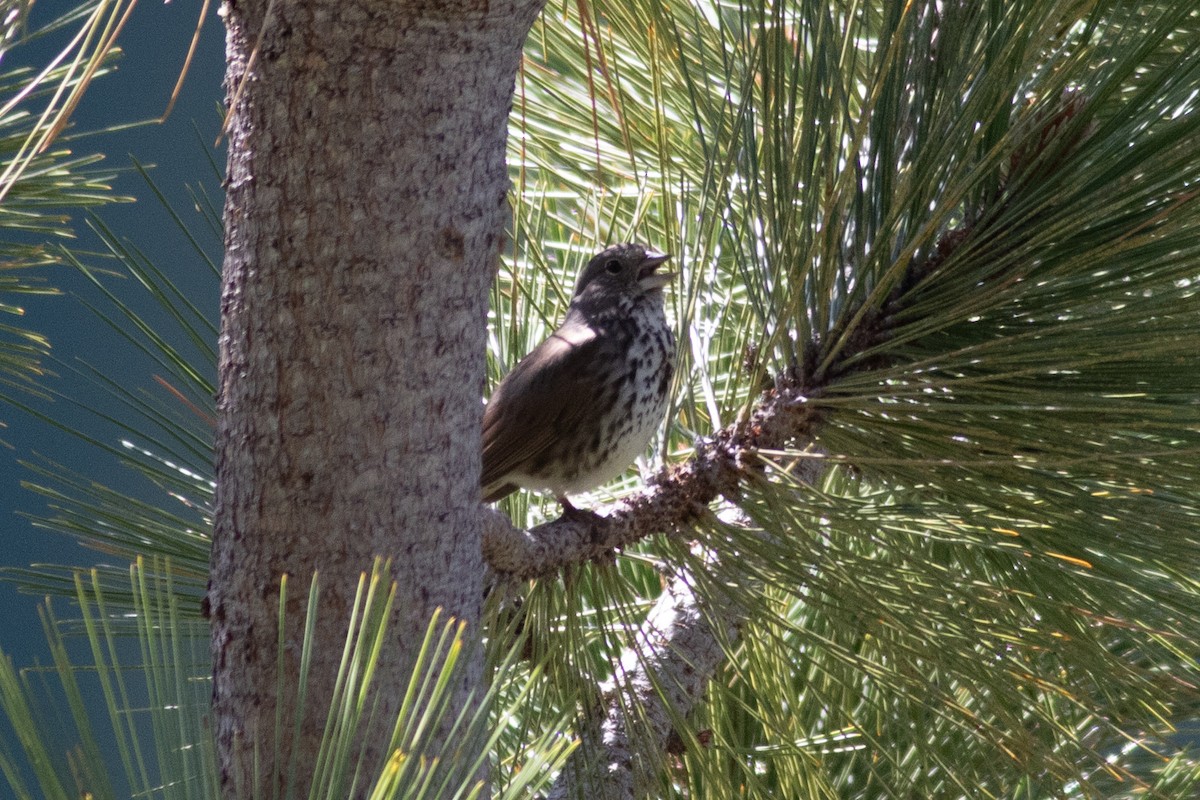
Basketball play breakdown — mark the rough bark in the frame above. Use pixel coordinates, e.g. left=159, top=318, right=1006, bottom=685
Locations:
left=209, top=1, right=542, bottom=796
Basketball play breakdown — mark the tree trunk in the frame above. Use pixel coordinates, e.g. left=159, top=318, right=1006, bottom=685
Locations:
left=209, top=1, right=542, bottom=795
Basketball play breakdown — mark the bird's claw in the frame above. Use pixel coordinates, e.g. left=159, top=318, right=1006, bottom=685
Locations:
left=556, top=497, right=616, bottom=558
left=557, top=496, right=604, bottom=524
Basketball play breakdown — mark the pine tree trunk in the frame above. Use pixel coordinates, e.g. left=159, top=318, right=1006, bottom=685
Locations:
left=209, top=1, right=542, bottom=795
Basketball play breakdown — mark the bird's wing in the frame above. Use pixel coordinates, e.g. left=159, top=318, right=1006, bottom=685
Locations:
left=481, top=319, right=605, bottom=498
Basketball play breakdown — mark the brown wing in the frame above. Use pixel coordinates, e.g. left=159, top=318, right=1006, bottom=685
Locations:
left=481, top=319, right=603, bottom=500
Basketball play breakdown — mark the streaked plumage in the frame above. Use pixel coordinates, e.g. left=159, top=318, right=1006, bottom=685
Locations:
left=482, top=243, right=675, bottom=506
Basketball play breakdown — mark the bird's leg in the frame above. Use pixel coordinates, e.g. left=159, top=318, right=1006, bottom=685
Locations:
left=557, top=496, right=617, bottom=564
left=557, top=495, right=600, bottom=521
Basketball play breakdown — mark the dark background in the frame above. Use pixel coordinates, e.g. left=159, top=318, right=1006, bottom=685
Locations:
left=0, top=2, right=224, bottom=666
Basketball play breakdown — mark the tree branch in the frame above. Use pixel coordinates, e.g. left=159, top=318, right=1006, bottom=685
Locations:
left=494, top=87, right=1094, bottom=799
left=482, top=381, right=823, bottom=580
left=481, top=379, right=828, bottom=798
left=481, top=226, right=950, bottom=798
left=481, top=185, right=985, bottom=580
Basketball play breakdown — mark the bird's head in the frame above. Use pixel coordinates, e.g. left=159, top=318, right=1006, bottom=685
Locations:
left=572, top=243, right=674, bottom=302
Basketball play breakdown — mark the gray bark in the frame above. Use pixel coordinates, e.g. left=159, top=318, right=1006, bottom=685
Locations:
left=209, top=1, right=542, bottom=796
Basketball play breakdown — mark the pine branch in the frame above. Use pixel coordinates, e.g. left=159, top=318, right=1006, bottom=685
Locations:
left=481, top=86, right=1158, bottom=795
left=481, top=380, right=824, bottom=580
left=478, top=355, right=831, bottom=798
left=479, top=212, right=954, bottom=578
left=481, top=212, right=1002, bottom=797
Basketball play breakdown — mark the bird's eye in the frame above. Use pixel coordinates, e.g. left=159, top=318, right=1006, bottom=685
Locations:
left=604, top=259, right=622, bottom=274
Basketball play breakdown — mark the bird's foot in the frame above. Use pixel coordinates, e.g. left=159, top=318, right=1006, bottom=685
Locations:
left=557, top=497, right=617, bottom=565
left=557, top=496, right=603, bottom=523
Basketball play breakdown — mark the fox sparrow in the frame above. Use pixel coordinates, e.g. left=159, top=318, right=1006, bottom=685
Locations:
left=482, top=243, right=676, bottom=508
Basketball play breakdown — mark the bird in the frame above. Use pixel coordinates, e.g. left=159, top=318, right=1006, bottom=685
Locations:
left=482, top=243, right=676, bottom=512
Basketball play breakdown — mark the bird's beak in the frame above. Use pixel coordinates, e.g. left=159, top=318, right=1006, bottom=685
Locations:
left=636, top=250, right=674, bottom=291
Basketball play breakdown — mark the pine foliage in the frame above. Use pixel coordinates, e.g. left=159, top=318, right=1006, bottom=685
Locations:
left=1, top=0, right=1199, bottom=797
